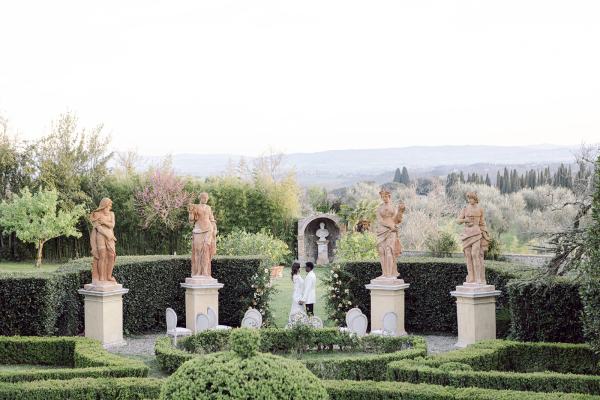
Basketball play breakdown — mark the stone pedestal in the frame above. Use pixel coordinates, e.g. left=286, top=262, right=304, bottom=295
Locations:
left=365, top=277, right=410, bottom=335
left=316, top=240, right=329, bottom=265
left=181, top=276, right=224, bottom=332
left=451, top=283, right=501, bottom=348
left=78, top=285, right=129, bottom=347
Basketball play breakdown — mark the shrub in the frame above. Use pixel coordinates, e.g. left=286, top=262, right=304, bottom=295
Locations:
left=323, top=379, right=600, bottom=400
left=387, top=340, right=600, bottom=395
left=425, top=231, right=458, bottom=257
left=0, top=255, right=270, bottom=336
left=507, top=278, right=584, bottom=342
left=217, top=229, right=292, bottom=267
left=324, top=259, right=532, bottom=334
left=335, top=232, right=378, bottom=261
left=581, top=154, right=600, bottom=354
left=159, top=329, right=328, bottom=400
left=155, top=328, right=427, bottom=380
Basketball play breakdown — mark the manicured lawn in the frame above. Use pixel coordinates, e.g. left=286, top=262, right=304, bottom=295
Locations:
left=270, top=266, right=334, bottom=328
left=0, top=261, right=61, bottom=273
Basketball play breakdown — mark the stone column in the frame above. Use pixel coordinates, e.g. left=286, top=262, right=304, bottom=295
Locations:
left=78, top=286, right=129, bottom=347
left=316, top=240, right=329, bottom=265
left=181, top=276, right=224, bottom=332
left=451, top=284, right=501, bottom=348
left=365, top=278, right=410, bottom=335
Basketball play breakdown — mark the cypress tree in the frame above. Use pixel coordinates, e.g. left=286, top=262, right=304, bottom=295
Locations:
left=393, top=168, right=402, bottom=183
left=401, top=167, right=410, bottom=185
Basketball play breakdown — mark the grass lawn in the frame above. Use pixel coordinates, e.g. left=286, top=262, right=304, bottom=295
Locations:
left=0, top=261, right=61, bottom=274
left=270, top=265, right=334, bottom=328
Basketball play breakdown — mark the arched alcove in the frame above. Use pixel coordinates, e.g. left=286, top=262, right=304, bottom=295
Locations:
left=297, top=213, right=344, bottom=265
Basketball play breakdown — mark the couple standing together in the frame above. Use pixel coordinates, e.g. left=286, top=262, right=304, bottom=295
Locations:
left=290, top=262, right=316, bottom=319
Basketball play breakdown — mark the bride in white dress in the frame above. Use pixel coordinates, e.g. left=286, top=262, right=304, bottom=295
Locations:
left=289, top=262, right=305, bottom=320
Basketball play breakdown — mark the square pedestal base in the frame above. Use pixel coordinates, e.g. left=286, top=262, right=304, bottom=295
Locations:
left=451, top=285, right=501, bottom=348
left=78, top=287, right=129, bottom=347
left=365, top=278, right=410, bottom=335
left=181, top=278, right=224, bottom=332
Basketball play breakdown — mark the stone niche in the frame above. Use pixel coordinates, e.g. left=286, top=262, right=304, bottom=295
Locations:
left=297, top=213, right=343, bottom=265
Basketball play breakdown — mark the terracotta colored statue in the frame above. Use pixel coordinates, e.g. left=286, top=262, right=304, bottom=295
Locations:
left=188, top=192, right=217, bottom=277
left=375, top=188, right=405, bottom=279
left=457, top=191, right=490, bottom=284
left=90, top=198, right=118, bottom=285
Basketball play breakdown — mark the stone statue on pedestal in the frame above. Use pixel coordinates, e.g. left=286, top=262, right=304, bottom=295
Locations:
left=188, top=192, right=217, bottom=278
left=456, top=191, right=490, bottom=285
left=375, top=188, right=405, bottom=280
left=88, top=198, right=119, bottom=288
left=315, top=222, right=330, bottom=265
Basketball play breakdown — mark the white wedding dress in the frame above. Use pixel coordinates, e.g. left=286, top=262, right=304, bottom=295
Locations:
left=289, top=274, right=305, bottom=320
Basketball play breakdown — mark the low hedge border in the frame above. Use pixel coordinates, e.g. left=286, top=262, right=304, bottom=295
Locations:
left=155, top=328, right=427, bottom=380
left=0, top=336, right=148, bottom=383
left=387, top=340, right=600, bottom=395
left=323, top=379, right=600, bottom=400
left=0, top=377, right=162, bottom=400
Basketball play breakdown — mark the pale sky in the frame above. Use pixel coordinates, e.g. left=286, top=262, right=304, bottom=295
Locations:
left=0, top=1, right=599, bottom=156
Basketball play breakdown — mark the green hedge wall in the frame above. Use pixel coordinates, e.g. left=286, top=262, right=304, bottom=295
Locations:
left=0, top=377, right=162, bottom=400
left=387, top=340, right=600, bottom=395
left=0, top=255, right=269, bottom=336
left=0, top=336, right=148, bottom=383
left=323, top=380, right=600, bottom=400
left=507, top=278, right=585, bottom=343
left=155, top=328, right=427, bottom=380
left=325, top=259, right=532, bottom=334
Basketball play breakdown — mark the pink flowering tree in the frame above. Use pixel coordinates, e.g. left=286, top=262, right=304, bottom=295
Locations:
left=135, top=165, right=190, bottom=253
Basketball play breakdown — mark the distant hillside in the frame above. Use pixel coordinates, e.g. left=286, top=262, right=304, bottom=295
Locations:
left=131, top=144, right=583, bottom=187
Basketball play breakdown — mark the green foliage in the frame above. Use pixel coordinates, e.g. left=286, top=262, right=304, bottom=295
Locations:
left=323, top=379, right=600, bottom=400
left=160, top=351, right=328, bottom=400
left=581, top=155, right=600, bottom=354
left=156, top=328, right=427, bottom=380
left=507, top=278, right=584, bottom=342
left=425, top=231, right=459, bottom=257
left=335, top=232, right=378, bottom=261
left=485, top=236, right=503, bottom=261
left=324, top=259, right=530, bottom=334
left=217, top=229, right=291, bottom=267
left=0, top=377, right=161, bottom=400
left=0, top=188, right=85, bottom=265
left=0, top=336, right=148, bottom=382
left=229, top=329, right=260, bottom=358
left=0, top=256, right=270, bottom=336
left=387, top=340, right=600, bottom=395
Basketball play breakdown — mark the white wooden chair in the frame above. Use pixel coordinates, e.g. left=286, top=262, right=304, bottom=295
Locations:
left=340, top=308, right=364, bottom=333
left=207, top=306, right=231, bottom=330
left=370, top=312, right=398, bottom=336
left=308, top=316, right=324, bottom=328
left=241, top=308, right=262, bottom=328
left=195, top=313, right=210, bottom=333
left=166, top=308, right=191, bottom=345
left=349, top=313, right=368, bottom=337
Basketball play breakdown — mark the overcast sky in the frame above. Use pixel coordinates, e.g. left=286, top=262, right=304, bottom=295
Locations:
left=0, top=1, right=598, bottom=156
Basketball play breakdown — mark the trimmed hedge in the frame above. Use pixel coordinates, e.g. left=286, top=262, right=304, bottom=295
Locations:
left=0, top=336, right=148, bottom=382
left=326, top=258, right=533, bottom=334
left=155, top=328, right=427, bottom=380
left=0, top=377, right=162, bottom=400
left=0, top=255, right=269, bottom=336
left=323, top=380, right=600, bottom=400
left=387, top=340, right=600, bottom=395
left=507, top=278, right=585, bottom=343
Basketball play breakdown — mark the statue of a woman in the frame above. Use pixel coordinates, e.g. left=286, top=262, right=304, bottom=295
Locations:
left=90, top=198, right=118, bottom=285
left=188, top=192, right=217, bottom=277
left=456, top=191, right=490, bottom=284
left=375, top=188, right=406, bottom=279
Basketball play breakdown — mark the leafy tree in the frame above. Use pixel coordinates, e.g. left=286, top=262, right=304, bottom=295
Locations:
left=0, top=188, right=85, bottom=266
left=217, top=229, right=291, bottom=267
left=335, top=232, right=378, bottom=261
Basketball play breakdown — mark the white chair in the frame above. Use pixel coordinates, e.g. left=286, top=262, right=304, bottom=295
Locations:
left=207, top=306, right=231, bottom=330
left=195, top=313, right=210, bottom=333
left=243, top=308, right=263, bottom=327
left=241, top=315, right=261, bottom=329
left=349, top=313, right=368, bottom=337
left=340, top=308, right=364, bottom=333
left=371, top=312, right=398, bottom=336
left=308, top=316, right=323, bottom=329
left=166, top=308, right=192, bottom=345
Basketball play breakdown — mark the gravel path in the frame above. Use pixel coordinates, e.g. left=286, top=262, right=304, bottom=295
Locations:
left=107, top=333, right=459, bottom=357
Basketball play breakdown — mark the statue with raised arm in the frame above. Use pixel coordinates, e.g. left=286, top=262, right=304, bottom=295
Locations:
left=375, top=188, right=406, bottom=279
left=456, top=191, right=490, bottom=284
left=90, top=198, right=118, bottom=286
left=188, top=192, right=217, bottom=278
